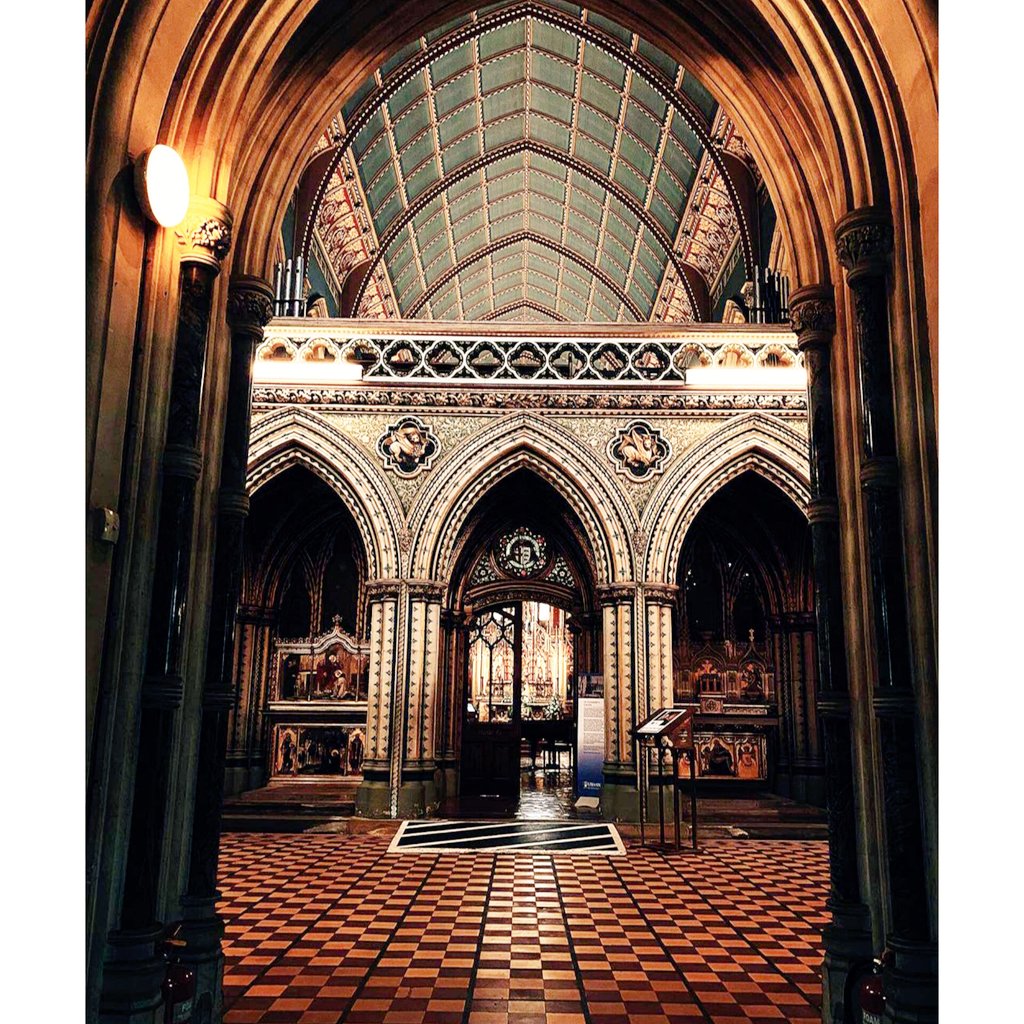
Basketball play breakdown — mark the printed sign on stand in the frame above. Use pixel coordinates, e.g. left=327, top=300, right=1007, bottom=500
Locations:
left=576, top=673, right=604, bottom=800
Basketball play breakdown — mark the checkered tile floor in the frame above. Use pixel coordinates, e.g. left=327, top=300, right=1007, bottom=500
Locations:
left=218, top=832, right=829, bottom=1023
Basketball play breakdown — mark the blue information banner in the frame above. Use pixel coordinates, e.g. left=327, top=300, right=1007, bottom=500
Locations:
left=576, top=677, right=605, bottom=799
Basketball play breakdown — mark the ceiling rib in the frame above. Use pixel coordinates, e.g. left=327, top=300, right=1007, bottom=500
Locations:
left=301, top=2, right=754, bottom=284
left=404, top=230, right=646, bottom=320
left=350, top=140, right=701, bottom=319
left=482, top=300, right=568, bottom=321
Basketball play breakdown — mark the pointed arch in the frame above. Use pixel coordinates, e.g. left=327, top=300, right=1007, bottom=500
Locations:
left=407, top=414, right=637, bottom=584
left=247, top=408, right=403, bottom=579
left=642, top=413, right=810, bottom=584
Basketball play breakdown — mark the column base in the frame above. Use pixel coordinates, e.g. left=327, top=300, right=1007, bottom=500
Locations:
left=820, top=899, right=874, bottom=1024
left=176, top=896, right=225, bottom=1024
left=98, top=926, right=166, bottom=1024
left=355, top=773, right=392, bottom=817
left=398, top=764, right=442, bottom=817
left=882, top=937, right=937, bottom=1024
left=600, top=763, right=638, bottom=821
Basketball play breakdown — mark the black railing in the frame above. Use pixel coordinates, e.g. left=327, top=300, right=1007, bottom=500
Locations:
left=747, top=265, right=790, bottom=324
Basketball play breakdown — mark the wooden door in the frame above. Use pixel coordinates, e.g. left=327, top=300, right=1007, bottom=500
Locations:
left=461, top=606, right=521, bottom=798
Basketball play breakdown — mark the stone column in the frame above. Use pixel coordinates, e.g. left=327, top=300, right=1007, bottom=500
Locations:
left=644, top=585, right=676, bottom=714
left=176, top=276, right=273, bottom=1021
left=789, top=285, right=873, bottom=1024
left=356, top=581, right=400, bottom=817
left=597, top=583, right=636, bottom=820
left=101, top=201, right=232, bottom=1022
left=225, top=604, right=275, bottom=795
left=835, top=209, right=936, bottom=1023
left=771, top=611, right=822, bottom=805
left=399, top=581, right=446, bottom=816
left=437, top=609, right=469, bottom=802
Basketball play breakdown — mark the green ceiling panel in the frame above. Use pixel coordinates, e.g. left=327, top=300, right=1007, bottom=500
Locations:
left=388, top=76, right=428, bottom=120
left=582, top=45, right=626, bottom=89
left=431, top=41, right=474, bottom=84
left=441, top=133, right=481, bottom=173
left=481, top=51, right=525, bottom=91
left=636, top=37, right=679, bottom=83
left=580, top=74, right=621, bottom=119
left=435, top=74, right=476, bottom=117
left=334, top=4, right=752, bottom=322
left=572, top=136, right=612, bottom=176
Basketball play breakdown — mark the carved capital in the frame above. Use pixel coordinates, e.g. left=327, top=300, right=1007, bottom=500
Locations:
left=834, top=206, right=893, bottom=278
left=644, top=583, right=679, bottom=606
left=226, top=275, right=274, bottom=332
left=788, top=285, right=836, bottom=347
left=365, top=579, right=402, bottom=603
left=407, top=579, right=447, bottom=603
left=596, top=582, right=637, bottom=607
left=177, top=197, right=233, bottom=269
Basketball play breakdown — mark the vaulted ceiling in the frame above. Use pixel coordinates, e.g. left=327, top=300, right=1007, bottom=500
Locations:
left=299, top=2, right=767, bottom=323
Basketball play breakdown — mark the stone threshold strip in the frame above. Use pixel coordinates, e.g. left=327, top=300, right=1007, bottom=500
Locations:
left=389, top=819, right=626, bottom=854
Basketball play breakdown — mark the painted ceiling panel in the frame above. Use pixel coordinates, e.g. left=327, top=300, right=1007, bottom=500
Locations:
left=311, top=2, right=768, bottom=322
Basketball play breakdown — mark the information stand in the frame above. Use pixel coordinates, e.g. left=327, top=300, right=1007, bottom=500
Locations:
left=631, top=707, right=699, bottom=851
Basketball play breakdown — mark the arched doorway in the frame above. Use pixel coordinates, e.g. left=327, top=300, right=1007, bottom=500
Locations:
left=443, top=469, right=598, bottom=816
left=227, top=466, right=371, bottom=801
left=675, top=470, right=819, bottom=803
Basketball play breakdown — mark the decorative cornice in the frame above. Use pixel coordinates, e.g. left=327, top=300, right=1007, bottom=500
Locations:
left=226, top=276, right=274, bottom=332
left=252, top=385, right=807, bottom=413
left=788, top=285, right=836, bottom=346
left=176, top=197, right=233, bottom=269
left=834, top=206, right=893, bottom=277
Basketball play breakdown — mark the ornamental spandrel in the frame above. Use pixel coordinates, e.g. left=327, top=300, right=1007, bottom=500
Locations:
left=377, top=416, right=439, bottom=477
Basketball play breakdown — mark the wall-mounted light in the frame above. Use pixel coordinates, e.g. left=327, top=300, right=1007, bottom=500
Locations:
left=133, top=145, right=190, bottom=227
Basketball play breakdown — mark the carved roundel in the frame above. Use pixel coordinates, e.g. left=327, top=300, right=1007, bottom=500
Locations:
left=495, top=528, right=549, bottom=578
left=607, top=420, right=671, bottom=481
left=377, top=416, right=439, bottom=477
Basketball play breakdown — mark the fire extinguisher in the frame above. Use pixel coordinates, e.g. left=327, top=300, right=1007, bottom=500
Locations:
left=160, top=927, right=196, bottom=1024
left=856, top=949, right=893, bottom=1024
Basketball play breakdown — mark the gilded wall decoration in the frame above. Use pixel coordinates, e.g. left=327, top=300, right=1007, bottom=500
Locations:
left=377, top=416, right=439, bottom=477
left=608, top=421, right=672, bottom=482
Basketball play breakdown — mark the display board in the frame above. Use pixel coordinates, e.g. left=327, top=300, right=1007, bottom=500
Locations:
left=576, top=673, right=604, bottom=799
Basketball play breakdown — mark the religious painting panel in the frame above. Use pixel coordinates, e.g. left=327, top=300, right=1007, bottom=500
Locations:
left=687, top=732, right=767, bottom=780
left=271, top=724, right=366, bottom=778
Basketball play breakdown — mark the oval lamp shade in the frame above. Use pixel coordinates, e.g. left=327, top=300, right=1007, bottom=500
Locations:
left=134, top=145, right=190, bottom=227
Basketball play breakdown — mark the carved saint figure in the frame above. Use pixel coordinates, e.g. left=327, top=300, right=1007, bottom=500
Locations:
left=740, top=661, right=764, bottom=699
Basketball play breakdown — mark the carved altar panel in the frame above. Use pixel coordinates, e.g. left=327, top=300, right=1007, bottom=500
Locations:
left=271, top=724, right=366, bottom=778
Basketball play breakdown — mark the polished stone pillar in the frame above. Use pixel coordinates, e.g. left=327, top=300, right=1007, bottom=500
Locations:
left=789, top=285, right=872, bottom=1024
left=835, top=208, right=936, bottom=1022
left=597, top=583, right=636, bottom=820
left=356, top=581, right=399, bottom=817
left=224, top=604, right=275, bottom=795
left=399, top=581, right=446, bottom=816
left=177, top=276, right=273, bottom=1022
left=101, top=202, right=233, bottom=1022
left=769, top=611, right=822, bottom=804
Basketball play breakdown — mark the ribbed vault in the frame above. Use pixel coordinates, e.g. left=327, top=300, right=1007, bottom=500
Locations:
left=301, top=1, right=768, bottom=322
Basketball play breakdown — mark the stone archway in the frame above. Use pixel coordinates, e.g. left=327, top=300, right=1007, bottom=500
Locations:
left=87, top=3, right=938, bottom=1021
